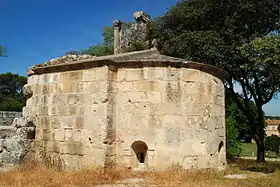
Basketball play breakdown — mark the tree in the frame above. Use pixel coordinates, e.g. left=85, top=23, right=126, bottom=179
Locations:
left=226, top=116, right=241, bottom=158
left=266, top=116, right=280, bottom=120
left=84, top=26, right=114, bottom=56
left=225, top=90, right=244, bottom=159
left=154, top=0, right=280, bottom=161
left=237, top=35, right=280, bottom=161
left=225, top=89, right=260, bottom=158
left=265, top=135, right=280, bottom=155
left=0, top=73, right=27, bottom=111
left=84, top=44, right=113, bottom=57
left=65, top=50, right=83, bottom=55
left=123, top=40, right=150, bottom=53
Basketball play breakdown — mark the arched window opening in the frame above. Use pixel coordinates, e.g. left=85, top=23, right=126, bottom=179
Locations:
left=131, top=141, right=148, bottom=163
left=218, top=141, right=224, bottom=153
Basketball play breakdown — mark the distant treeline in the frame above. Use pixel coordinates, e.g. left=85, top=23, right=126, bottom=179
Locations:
left=266, top=116, right=280, bottom=120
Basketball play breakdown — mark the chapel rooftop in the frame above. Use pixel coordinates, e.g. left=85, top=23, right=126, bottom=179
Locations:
left=28, top=48, right=227, bottom=81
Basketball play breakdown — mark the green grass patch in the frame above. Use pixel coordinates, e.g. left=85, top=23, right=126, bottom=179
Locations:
left=240, top=143, right=257, bottom=157
left=240, top=143, right=279, bottom=158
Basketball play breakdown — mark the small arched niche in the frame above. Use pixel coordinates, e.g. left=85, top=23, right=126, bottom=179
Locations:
left=131, top=141, right=148, bottom=163
left=218, top=141, right=224, bottom=153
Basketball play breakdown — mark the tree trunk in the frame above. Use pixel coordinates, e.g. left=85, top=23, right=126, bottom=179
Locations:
left=253, top=133, right=265, bottom=162
left=253, top=105, right=266, bottom=162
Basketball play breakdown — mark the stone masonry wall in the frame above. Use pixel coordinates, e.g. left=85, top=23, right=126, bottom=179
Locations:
left=0, top=111, right=35, bottom=169
left=114, top=67, right=226, bottom=170
left=23, top=67, right=109, bottom=170
left=23, top=49, right=226, bottom=171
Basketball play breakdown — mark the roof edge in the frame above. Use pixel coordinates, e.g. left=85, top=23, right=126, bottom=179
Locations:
left=27, top=49, right=227, bottom=81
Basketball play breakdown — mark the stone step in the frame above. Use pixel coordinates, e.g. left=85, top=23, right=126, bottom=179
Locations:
left=132, top=163, right=147, bottom=172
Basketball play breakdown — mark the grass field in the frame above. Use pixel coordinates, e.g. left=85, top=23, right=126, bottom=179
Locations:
left=240, top=143, right=257, bottom=157
left=240, top=143, right=278, bottom=158
left=1, top=159, right=280, bottom=186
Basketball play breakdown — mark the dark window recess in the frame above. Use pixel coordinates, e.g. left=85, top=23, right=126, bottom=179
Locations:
left=131, top=141, right=148, bottom=164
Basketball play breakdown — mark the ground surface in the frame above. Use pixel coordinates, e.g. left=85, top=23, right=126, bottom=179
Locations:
left=1, top=159, right=280, bottom=187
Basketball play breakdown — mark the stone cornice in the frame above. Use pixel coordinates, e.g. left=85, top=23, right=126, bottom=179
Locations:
left=28, top=49, right=227, bottom=81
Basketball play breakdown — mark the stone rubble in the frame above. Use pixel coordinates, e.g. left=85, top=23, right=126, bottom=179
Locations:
left=33, top=54, right=96, bottom=68
left=0, top=117, right=35, bottom=169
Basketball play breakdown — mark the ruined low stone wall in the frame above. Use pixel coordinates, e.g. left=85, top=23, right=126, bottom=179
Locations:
left=0, top=117, right=35, bottom=169
left=0, top=111, right=22, bottom=126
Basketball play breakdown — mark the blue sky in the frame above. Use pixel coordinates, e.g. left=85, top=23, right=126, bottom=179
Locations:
left=0, top=0, right=279, bottom=116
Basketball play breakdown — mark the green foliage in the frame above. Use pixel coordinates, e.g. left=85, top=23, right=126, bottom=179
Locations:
left=239, top=35, right=280, bottom=67
left=226, top=90, right=250, bottom=136
left=83, top=26, right=114, bottom=56
left=102, top=26, right=114, bottom=47
left=265, top=135, right=280, bottom=155
left=238, top=35, right=280, bottom=103
left=67, top=21, right=155, bottom=56
left=226, top=115, right=242, bottom=158
left=123, top=21, right=154, bottom=53
left=65, top=26, right=114, bottom=57
left=84, top=44, right=113, bottom=57
left=65, top=50, right=83, bottom=55
left=123, top=40, right=149, bottom=53
left=225, top=90, right=255, bottom=158
left=0, top=72, right=27, bottom=111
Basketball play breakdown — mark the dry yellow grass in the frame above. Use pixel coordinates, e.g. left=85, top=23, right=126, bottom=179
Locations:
left=1, top=159, right=280, bottom=187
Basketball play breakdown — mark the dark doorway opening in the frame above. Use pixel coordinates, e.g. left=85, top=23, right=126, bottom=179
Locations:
left=131, top=141, right=148, bottom=164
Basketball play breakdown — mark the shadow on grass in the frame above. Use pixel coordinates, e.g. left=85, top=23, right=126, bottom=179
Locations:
left=240, top=166, right=276, bottom=174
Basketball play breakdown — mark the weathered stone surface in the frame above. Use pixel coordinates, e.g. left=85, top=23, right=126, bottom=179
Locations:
left=33, top=54, right=95, bottom=68
left=0, top=117, right=35, bottom=168
left=23, top=84, right=33, bottom=99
